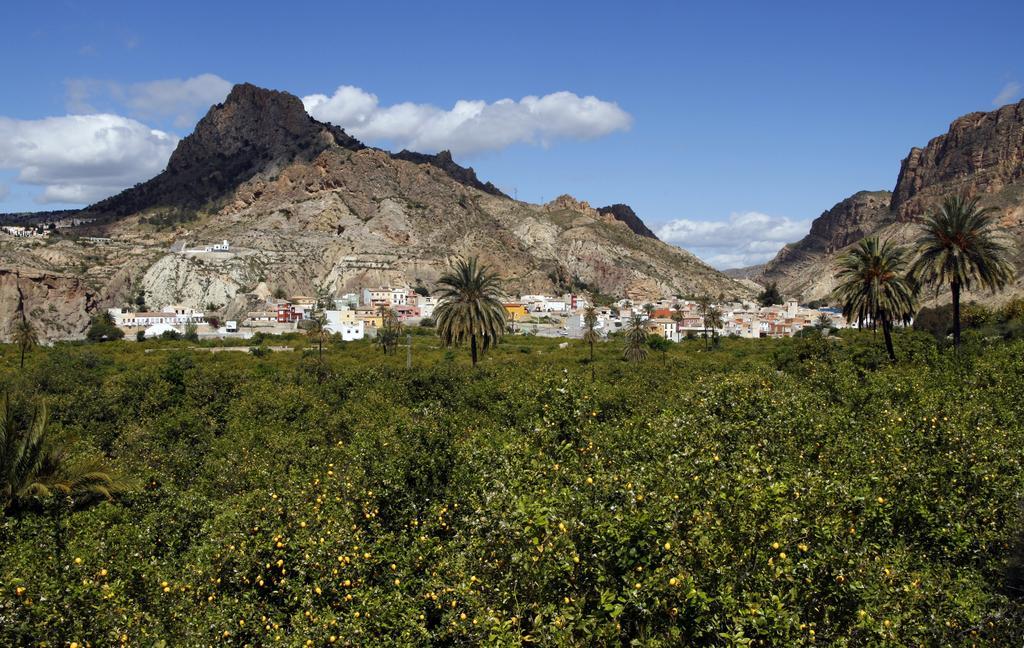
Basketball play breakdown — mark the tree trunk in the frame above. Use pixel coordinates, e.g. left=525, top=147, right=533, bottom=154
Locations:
left=470, top=334, right=478, bottom=367
left=589, top=340, right=595, bottom=382
left=881, top=316, right=896, bottom=362
left=952, top=279, right=961, bottom=350
left=19, top=344, right=25, bottom=369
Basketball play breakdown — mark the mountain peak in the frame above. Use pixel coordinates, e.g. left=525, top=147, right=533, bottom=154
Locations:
left=596, top=204, right=659, bottom=240
left=84, top=84, right=364, bottom=218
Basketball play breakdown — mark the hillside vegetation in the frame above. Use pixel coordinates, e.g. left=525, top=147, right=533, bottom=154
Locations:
left=1, top=332, right=1024, bottom=645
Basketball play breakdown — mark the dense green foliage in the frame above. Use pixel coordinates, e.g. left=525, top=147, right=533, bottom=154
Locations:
left=758, top=282, right=782, bottom=307
left=915, top=298, right=1024, bottom=343
left=1, top=331, right=1024, bottom=645
left=85, top=313, right=124, bottom=343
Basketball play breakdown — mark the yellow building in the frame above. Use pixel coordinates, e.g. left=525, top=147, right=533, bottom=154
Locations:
left=504, top=303, right=528, bottom=321
left=354, top=307, right=385, bottom=328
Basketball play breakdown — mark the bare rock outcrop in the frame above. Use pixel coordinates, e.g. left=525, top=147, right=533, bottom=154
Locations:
left=597, top=204, right=660, bottom=240
left=892, top=99, right=1024, bottom=219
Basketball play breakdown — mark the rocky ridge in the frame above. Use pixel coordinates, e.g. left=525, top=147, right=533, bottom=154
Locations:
left=2, top=83, right=750, bottom=339
left=758, top=99, right=1024, bottom=303
left=596, top=204, right=660, bottom=240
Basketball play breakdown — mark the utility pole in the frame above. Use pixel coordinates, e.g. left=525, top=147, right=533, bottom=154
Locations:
left=406, top=333, right=412, bottom=369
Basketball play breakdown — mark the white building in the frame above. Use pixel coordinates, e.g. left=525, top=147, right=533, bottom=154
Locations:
left=107, top=306, right=204, bottom=328
left=323, top=310, right=366, bottom=341
left=418, top=296, right=438, bottom=318
left=143, top=322, right=181, bottom=338
left=203, top=240, right=230, bottom=252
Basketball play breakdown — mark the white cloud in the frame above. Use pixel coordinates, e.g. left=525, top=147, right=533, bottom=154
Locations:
left=993, top=81, right=1023, bottom=106
left=656, top=211, right=811, bottom=269
left=67, top=73, right=232, bottom=129
left=0, top=114, right=178, bottom=205
left=302, top=85, right=632, bottom=155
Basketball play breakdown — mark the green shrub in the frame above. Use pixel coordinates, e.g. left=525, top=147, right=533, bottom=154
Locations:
left=1, top=335, right=1023, bottom=644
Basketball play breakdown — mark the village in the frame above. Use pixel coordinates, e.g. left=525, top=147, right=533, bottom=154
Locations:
left=105, top=282, right=849, bottom=342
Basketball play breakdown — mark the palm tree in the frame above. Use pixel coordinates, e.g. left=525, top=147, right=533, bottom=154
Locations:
left=434, top=257, right=507, bottom=367
left=13, top=314, right=38, bottom=370
left=834, top=237, right=916, bottom=362
left=696, top=295, right=713, bottom=351
left=305, top=311, right=328, bottom=365
left=1, top=394, right=126, bottom=516
left=704, top=305, right=724, bottom=349
left=582, top=306, right=599, bottom=379
left=814, top=313, right=833, bottom=333
left=909, top=195, right=1015, bottom=349
left=670, top=302, right=683, bottom=324
left=643, top=303, right=655, bottom=317
left=623, top=313, right=648, bottom=362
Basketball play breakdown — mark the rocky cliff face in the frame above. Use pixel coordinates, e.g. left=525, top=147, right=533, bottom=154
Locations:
left=761, top=191, right=893, bottom=297
left=892, top=99, right=1024, bottom=219
left=0, top=268, right=98, bottom=339
left=596, top=204, right=659, bottom=240
left=2, top=83, right=750, bottom=339
left=761, top=98, right=1024, bottom=303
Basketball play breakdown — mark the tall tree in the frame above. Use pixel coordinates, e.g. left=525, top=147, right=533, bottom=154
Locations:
left=434, top=257, right=507, bottom=367
left=814, top=312, right=833, bottom=333
left=704, top=305, right=724, bottom=349
left=834, top=237, right=916, bottom=361
left=305, top=311, right=328, bottom=364
left=696, top=295, right=713, bottom=351
left=13, top=314, right=38, bottom=370
left=623, top=313, right=649, bottom=362
left=1, top=395, right=126, bottom=516
left=909, top=195, right=1015, bottom=349
left=758, top=282, right=783, bottom=306
left=581, top=306, right=599, bottom=379
left=376, top=306, right=402, bottom=356
left=670, top=302, right=683, bottom=324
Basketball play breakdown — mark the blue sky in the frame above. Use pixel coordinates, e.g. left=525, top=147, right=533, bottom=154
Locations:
left=2, top=0, right=1023, bottom=267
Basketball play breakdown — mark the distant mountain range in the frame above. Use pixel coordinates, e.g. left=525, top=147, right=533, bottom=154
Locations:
left=0, top=83, right=750, bottom=339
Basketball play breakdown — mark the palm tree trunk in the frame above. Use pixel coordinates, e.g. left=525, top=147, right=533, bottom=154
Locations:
left=470, top=334, right=478, bottom=366
left=881, top=316, right=896, bottom=362
left=589, top=340, right=595, bottom=382
left=19, top=344, right=25, bottom=369
left=951, top=279, right=961, bottom=350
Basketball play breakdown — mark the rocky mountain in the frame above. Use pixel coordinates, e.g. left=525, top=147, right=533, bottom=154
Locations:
left=892, top=100, right=1024, bottom=219
left=761, top=191, right=894, bottom=299
left=596, top=204, right=659, bottom=240
left=759, top=99, right=1024, bottom=303
left=1, top=83, right=750, bottom=339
